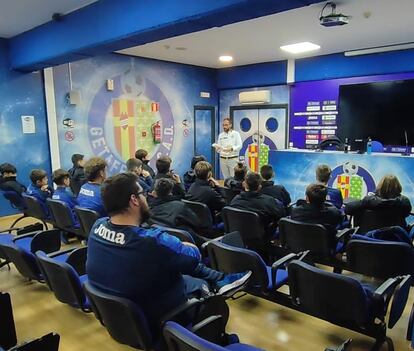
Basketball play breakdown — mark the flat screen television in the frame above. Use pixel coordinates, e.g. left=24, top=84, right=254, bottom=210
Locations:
left=338, top=79, right=414, bottom=150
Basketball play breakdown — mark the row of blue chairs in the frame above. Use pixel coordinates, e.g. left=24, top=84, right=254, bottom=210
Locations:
left=2, top=190, right=410, bottom=350
left=0, top=221, right=353, bottom=351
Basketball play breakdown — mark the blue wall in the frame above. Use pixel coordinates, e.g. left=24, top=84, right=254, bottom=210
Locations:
left=295, top=50, right=414, bottom=82
left=216, top=48, right=414, bottom=90
left=217, top=61, right=287, bottom=89
left=0, top=39, right=51, bottom=216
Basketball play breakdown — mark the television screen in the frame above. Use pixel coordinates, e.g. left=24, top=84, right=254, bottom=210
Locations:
left=338, top=79, right=414, bottom=148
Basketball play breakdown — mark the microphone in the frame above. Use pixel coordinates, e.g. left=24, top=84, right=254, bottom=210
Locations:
left=403, top=130, right=410, bottom=156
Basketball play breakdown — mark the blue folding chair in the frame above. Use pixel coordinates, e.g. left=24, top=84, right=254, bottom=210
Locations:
left=36, top=247, right=90, bottom=312
left=163, top=320, right=265, bottom=351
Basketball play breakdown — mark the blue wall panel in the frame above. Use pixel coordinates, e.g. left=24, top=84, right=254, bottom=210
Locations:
left=0, top=39, right=51, bottom=216
left=217, top=61, right=287, bottom=89
left=295, top=50, right=414, bottom=82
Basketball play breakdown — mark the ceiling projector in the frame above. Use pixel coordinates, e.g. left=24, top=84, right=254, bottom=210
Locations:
left=319, top=2, right=349, bottom=27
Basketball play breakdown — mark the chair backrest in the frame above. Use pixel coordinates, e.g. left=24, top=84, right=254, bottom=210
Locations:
left=163, top=321, right=227, bottom=351
left=0, top=292, right=17, bottom=350
left=221, top=207, right=267, bottom=256
left=207, top=241, right=269, bottom=289
left=0, top=243, right=42, bottom=281
left=182, top=200, right=213, bottom=228
left=279, top=218, right=334, bottom=256
left=346, top=239, right=414, bottom=280
left=83, top=281, right=153, bottom=350
left=11, top=332, right=60, bottom=351
left=74, top=207, right=100, bottom=238
left=220, top=187, right=240, bottom=205
left=22, top=194, right=49, bottom=220
left=46, top=199, right=74, bottom=229
left=151, top=225, right=195, bottom=244
left=354, top=209, right=404, bottom=234
left=35, top=251, right=88, bottom=311
left=288, top=260, right=368, bottom=327
left=2, top=190, right=26, bottom=211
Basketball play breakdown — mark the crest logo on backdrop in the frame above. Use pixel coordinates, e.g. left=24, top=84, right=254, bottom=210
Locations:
left=328, top=161, right=376, bottom=199
left=88, top=68, right=175, bottom=174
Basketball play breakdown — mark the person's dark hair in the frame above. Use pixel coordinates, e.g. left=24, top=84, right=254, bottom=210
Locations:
left=126, top=158, right=143, bottom=172
left=71, top=154, right=84, bottom=166
left=52, top=169, right=70, bottom=186
left=194, top=161, right=212, bottom=180
left=244, top=172, right=262, bottom=192
left=30, top=169, right=48, bottom=184
left=260, top=164, right=274, bottom=181
left=135, top=149, right=148, bottom=160
left=191, top=155, right=206, bottom=170
left=376, top=175, right=402, bottom=199
left=101, top=173, right=141, bottom=216
left=306, top=183, right=327, bottom=207
left=223, top=117, right=232, bottom=125
left=154, top=178, right=174, bottom=198
left=316, top=164, right=331, bottom=184
left=0, top=163, right=17, bottom=175
left=84, top=157, right=107, bottom=181
left=233, top=162, right=247, bottom=181
left=156, top=156, right=172, bottom=174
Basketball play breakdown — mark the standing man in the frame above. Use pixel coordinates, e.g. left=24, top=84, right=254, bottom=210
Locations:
left=213, top=117, right=242, bottom=179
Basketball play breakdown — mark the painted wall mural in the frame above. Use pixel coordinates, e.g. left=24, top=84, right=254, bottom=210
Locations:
left=53, top=54, right=217, bottom=176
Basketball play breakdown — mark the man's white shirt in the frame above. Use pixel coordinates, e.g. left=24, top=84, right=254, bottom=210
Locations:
left=215, top=130, right=242, bottom=158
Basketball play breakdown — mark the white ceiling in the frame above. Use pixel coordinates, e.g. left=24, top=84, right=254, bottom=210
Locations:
left=0, top=0, right=98, bottom=38
left=118, top=0, right=414, bottom=68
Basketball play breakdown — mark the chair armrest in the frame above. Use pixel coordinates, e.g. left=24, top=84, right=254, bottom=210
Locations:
left=271, top=251, right=309, bottom=287
left=66, top=247, right=87, bottom=276
left=373, top=276, right=406, bottom=313
left=336, top=227, right=358, bottom=242
left=48, top=248, right=76, bottom=258
left=191, top=315, right=226, bottom=345
left=201, top=236, right=224, bottom=251
left=11, top=231, right=41, bottom=240
left=160, top=298, right=202, bottom=326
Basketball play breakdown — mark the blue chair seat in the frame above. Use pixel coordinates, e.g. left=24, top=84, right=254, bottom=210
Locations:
left=266, top=266, right=288, bottom=290
left=0, top=233, right=14, bottom=245
left=226, top=343, right=265, bottom=351
left=14, top=237, right=33, bottom=252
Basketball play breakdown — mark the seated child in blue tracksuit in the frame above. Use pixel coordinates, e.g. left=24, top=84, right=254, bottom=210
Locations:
left=26, top=169, right=53, bottom=217
left=126, top=158, right=153, bottom=193
left=52, top=169, right=79, bottom=227
left=77, top=157, right=107, bottom=217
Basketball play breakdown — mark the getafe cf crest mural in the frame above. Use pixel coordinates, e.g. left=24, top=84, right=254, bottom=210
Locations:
left=53, top=55, right=217, bottom=175
left=88, top=66, right=175, bottom=173
left=328, top=161, right=376, bottom=200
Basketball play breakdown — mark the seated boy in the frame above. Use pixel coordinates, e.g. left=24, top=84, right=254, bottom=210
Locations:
left=77, top=157, right=107, bottom=217
left=316, top=164, right=343, bottom=209
left=260, top=164, right=291, bottom=207
left=183, top=155, right=206, bottom=191
left=290, top=183, right=344, bottom=235
left=52, top=169, right=79, bottom=227
left=0, top=163, right=26, bottom=194
left=126, top=158, right=153, bottom=193
left=26, top=169, right=53, bottom=216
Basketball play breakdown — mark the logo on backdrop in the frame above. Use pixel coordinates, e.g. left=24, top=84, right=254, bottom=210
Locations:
left=328, top=161, right=376, bottom=200
left=87, top=65, right=175, bottom=174
left=238, top=115, right=281, bottom=171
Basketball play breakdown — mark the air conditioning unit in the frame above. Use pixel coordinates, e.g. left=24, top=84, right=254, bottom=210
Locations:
left=239, top=90, right=271, bottom=105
